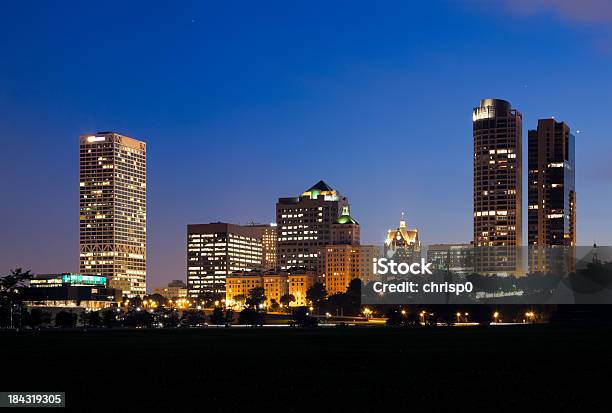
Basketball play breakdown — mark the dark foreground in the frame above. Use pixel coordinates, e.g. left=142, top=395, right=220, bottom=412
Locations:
left=2, top=325, right=611, bottom=410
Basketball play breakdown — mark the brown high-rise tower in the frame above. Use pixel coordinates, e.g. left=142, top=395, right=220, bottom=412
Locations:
left=528, top=119, right=576, bottom=272
left=276, top=180, right=348, bottom=272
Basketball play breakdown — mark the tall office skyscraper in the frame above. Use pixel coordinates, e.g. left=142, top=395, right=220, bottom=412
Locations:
left=187, top=223, right=264, bottom=297
left=528, top=119, right=576, bottom=272
left=276, top=180, right=348, bottom=271
left=79, top=132, right=147, bottom=296
left=473, top=99, right=522, bottom=275
left=245, top=223, right=278, bottom=270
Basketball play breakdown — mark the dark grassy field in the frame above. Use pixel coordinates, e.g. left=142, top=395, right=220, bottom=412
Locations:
left=2, top=325, right=611, bottom=410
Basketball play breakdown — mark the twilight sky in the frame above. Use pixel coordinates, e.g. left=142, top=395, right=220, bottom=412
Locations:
left=1, top=0, right=611, bottom=289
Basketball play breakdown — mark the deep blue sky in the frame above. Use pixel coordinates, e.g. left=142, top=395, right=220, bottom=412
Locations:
left=2, top=1, right=612, bottom=288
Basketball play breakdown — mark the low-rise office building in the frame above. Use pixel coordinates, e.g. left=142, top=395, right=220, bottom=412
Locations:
left=154, top=280, right=188, bottom=300
left=226, top=269, right=316, bottom=308
left=23, top=273, right=121, bottom=310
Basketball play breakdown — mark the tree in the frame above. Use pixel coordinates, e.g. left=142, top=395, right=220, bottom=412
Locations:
left=164, top=310, right=180, bottom=328
left=405, top=312, right=420, bottom=327
left=306, top=282, right=327, bottom=311
left=124, top=295, right=143, bottom=309
left=209, top=307, right=226, bottom=327
left=101, top=309, right=119, bottom=328
left=326, top=292, right=346, bottom=316
left=153, top=307, right=180, bottom=328
left=144, top=293, right=167, bottom=308
left=291, top=306, right=318, bottom=328
left=198, top=291, right=224, bottom=307
left=279, top=294, right=296, bottom=309
left=246, top=287, right=266, bottom=309
left=469, top=305, right=493, bottom=326
left=238, top=307, right=264, bottom=326
left=224, top=309, right=235, bottom=326
left=232, top=294, right=246, bottom=308
left=24, top=308, right=51, bottom=328
left=122, top=308, right=154, bottom=328
left=82, top=311, right=102, bottom=328
left=269, top=299, right=280, bottom=312
left=0, top=268, right=32, bottom=328
left=55, top=311, right=78, bottom=328
left=344, top=278, right=362, bottom=316
left=181, top=309, right=206, bottom=327
left=385, top=308, right=404, bottom=327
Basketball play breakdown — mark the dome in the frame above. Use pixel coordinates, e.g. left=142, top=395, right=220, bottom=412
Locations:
left=335, top=205, right=358, bottom=225
left=336, top=215, right=358, bottom=225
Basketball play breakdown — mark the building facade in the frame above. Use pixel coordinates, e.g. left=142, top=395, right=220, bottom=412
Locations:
left=384, top=215, right=421, bottom=263
left=321, top=245, right=379, bottom=294
left=225, top=272, right=264, bottom=305
left=225, top=269, right=316, bottom=308
left=187, top=223, right=264, bottom=297
left=153, top=280, right=188, bottom=300
left=473, top=99, right=523, bottom=275
left=24, top=273, right=120, bottom=310
left=528, top=119, right=576, bottom=273
left=331, top=206, right=360, bottom=245
left=276, top=180, right=348, bottom=271
left=245, top=223, right=278, bottom=270
left=288, top=271, right=317, bottom=307
left=262, top=273, right=289, bottom=306
left=79, top=132, right=147, bottom=297
left=319, top=207, right=380, bottom=295
left=427, top=244, right=473, bottom=274
left=226, top=271, right=289, bottom=307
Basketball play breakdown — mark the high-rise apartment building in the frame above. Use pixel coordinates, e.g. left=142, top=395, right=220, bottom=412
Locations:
left=187, top=223, right=264, bottom=297
left=79, top=132, right=147, bottom=297
left=528, top=119, right=576, bottom=272
left=276, top=180, right=348, bottom=271
left=473, top=99, right=522, bottom=275
left=528, top=119, right=576, bottom=246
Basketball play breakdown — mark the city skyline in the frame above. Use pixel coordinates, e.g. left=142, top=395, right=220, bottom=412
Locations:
left=2, top=1, right=612, bottom=289
left=0, top=110, right=600, bottom=291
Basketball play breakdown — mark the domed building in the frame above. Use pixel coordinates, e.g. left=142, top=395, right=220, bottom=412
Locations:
left=318, top=205, right=381, bottom=295
left=331, top=205, right=360, bottom=245
left=384, top=214, right=421, bottom=264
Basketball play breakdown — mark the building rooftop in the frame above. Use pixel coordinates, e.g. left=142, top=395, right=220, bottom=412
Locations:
left=336, top=205, right=358, bottom=225
left=306, top=180, right=334, bottom=192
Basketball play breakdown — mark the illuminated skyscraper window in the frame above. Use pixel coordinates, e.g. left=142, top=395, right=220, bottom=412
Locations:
left=79, top=132, right=147, bottom=297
